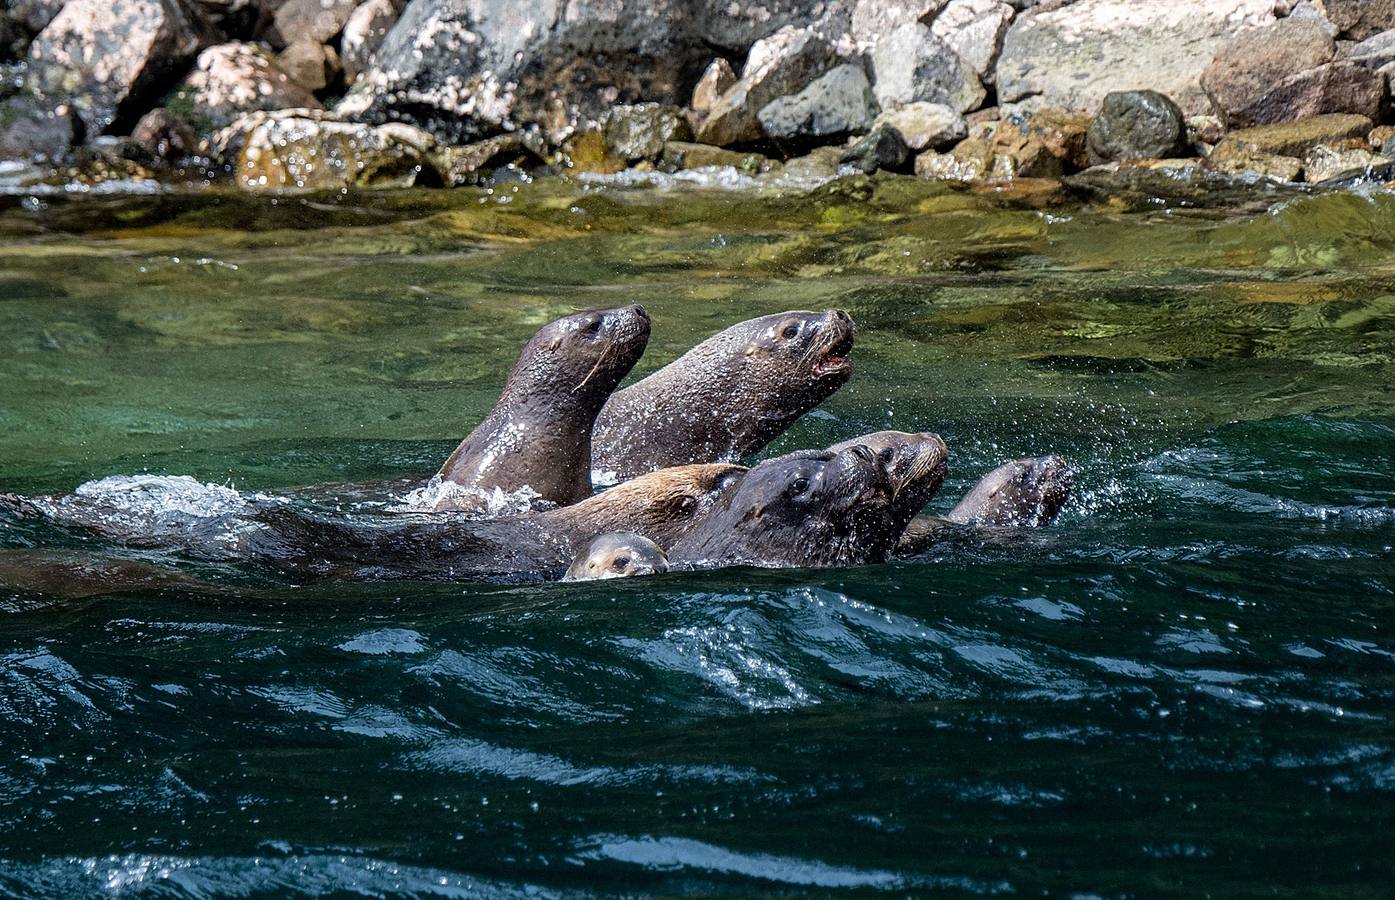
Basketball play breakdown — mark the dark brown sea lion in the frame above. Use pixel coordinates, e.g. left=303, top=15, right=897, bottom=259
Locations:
left=437, top=305, right=651, bottom=506
left=897, top=454, right=1074, bottom=556
left=563, top=533, right=669, bottom=581
left=825, top=430, right=950, bottom=537
left=668, top=445, right=901, bottom=570
left=591, top=309, right=855, bottom=480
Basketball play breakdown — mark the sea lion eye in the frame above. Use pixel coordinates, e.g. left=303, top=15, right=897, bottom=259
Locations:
left=582, top=317, right=602, bottom=336
left=611, top=556, right=630, bottom=571
left=781, top=323, right=800, bottom=339
left=878, top=447, right=895, bottom=465
left=789, top=477, right=810, bottom=495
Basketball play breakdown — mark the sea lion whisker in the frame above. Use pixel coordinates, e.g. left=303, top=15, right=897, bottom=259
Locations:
left=571, top=334, right=616, bottom=394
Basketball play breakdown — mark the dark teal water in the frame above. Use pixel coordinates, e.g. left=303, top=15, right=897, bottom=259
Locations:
left=0, top=175, right=1393, bottom=897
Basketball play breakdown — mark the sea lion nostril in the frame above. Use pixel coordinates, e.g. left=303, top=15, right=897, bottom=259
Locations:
left=630, top=304, right=649, bottom=320
left=834, top=309, right=850, bottom=323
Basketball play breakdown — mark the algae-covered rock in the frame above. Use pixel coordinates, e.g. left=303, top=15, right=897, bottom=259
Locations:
left=1086, top=90, right=1186, bottom=165
left=757, top=63, right=877, bottom=140
left=214, top=109, right=436, bottom=191
left=1210, top=114, right=1373, bottom=160
left=1206, top=152, right=1302, bottom=182
left=604, top=103, right=692, bottom=162
left=1302, top=144, right=1395, bottom=183
left=660, top=140, right=776, bottom=174
left=563, top=129, right=625, bottom=174
left=431, top=132, right=546, bottom=186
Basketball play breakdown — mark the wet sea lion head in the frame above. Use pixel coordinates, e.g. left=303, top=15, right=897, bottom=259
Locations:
left=591, top=309, right=855, bottom=478
left=947, top=454, right=1074, bottom=527
left=670, top=445, right=900, bottom=569
left=562, top=532, right=669, bottom=581
left=506, top=304, right=652, bottom=404
left=827, top=430, right=949, bottom=532
left=543, top=462, right=747, bottom=549
left=438, top=304, right=650, bottom=505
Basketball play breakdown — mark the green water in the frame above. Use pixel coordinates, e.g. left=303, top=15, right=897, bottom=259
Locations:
left=0, top=173, right=1392, bottom=896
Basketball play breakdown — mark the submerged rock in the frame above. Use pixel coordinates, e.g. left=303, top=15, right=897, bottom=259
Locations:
left=697, top=25, right=839, bottom=146
left=871, top=101, right=964, bottom=150
left=840, top=123, right=912, bottom=173
left=340, top=0, right=401, bottom=83
left=996, top=0, right=1275, bottom=115
left=871, top=22, right=984, bottom=113
left=757, top=63, right=877, bottom=140
left=214, top=109, right=436, bottom=190
left=173, top=42, right=321, bottom=134
left=604, top=103, right=692, bottom=162
left=27, top=0, right=207, bottom=134
left=1085, top=90, right=1186, bottom=165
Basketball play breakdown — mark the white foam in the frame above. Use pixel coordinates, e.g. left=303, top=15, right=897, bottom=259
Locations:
left=391, top=474, right=546, bottom=515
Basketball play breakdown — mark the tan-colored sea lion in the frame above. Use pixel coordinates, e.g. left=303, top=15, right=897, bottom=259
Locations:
left=591, top=309, right=855, bottom=480
left=437, top=305, right=651, bottom=506
left=562, top=533, right=669, bottom=581
left=897, top=454, right=1074, bottom=556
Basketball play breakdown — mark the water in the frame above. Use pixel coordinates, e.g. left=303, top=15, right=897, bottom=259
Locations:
left=1, top=172, right=1393, bottom=896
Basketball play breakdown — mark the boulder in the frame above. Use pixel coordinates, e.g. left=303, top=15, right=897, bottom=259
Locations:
left=757, top=63, right=878, bottom=140
left=661, top=140, right=777, bottom=174
left=0, top=94, right=77, bottom=161
left=128, top=106, right=197, bottom=163
left=780, top=144, right=846, bottom=180
left=430, top=132, right=546, bottom=185
left=173, top=42, right=321, bottom=134
left=840, top=123, right=912, bottom=173
left=1302, top=143, right=1395, bottom=182
left=697, top=25, right=839, bottom=146
left=1349, top=29, right=1395, bottom=69
left=340, top=0, right=401, bottom=84
left=1085, top=90, right=1186, bottom=165
left=1323, top=0, right=1395, bottom=40
left=340, top=0, right=838, bottom=146
left=1208, top=114, right=1372, bottom=161
left=278, top=38, right=340, bottom=92
left=871, top=22, right=984, bottom=113
left=270, top=0, right=357, bottom=47
left=691, top=58, right=737, bottom=116
left=996, top=0, right=1275, bottom=116
left=27, top=0, right=207, bottom=134
left=604, top=103, right=692, bottom=161
left=1198, top=17, right=1384, bottom=127
left=213, top=108, right=436, bottom=190
left=929, top=0, right=1014, bottom=80
left=849, top=0, right=947, bottom=49
left=871, top=101, right=965, bottom=150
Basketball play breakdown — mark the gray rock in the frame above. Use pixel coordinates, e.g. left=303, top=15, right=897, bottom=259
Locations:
left=174, top=42, right=321, bottom=133
left=340, top=0, right=847, bottom=146
left=996, top=0, right=1275, bottom=115
left=1303, top=143, right=1395, bottom=182
left=271, top=0, right=357, bottom=47
left=1085, top=90, right=1186, bottom=165
left=840, top=122, right=912, bottom=172
left=872, top=100, right=965, bottom=149
left=698, top=26, right=840, bottom=146
left=605, top=103, right=692, bottom=161
left=340, top=0, right=402, bottom=84
left=758, top=63, right=878, bottom=140
left=1348, top=28, right=1395, bottom=68
left=0, top=94, right=77, bottom=161
left=1286, top=1, right=1338, bottom=37
left=871, top=22, right=984, bottom=113
left=849, top=0, right=946, bottom=48
left=278, top=38, right=340, bottom=92
left=27, top=0, right=208, bottom=134
left=929, top=0, right=1014, bottom=80
left=128, top=106, right=197, bottom=163
left=691, top=58, right=737, bottom=116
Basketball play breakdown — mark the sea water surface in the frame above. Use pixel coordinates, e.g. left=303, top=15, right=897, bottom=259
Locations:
left=0, top=171, right=1392, bottom=897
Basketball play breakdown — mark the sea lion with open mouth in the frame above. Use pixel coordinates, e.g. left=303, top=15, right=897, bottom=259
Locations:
left=437, top=304, right=651, bottom=506
left=668, top=445, right=902, bottom=570
left=591, top=309, right=855, bottom=481
left=896, top=454, right=1074, bottom=556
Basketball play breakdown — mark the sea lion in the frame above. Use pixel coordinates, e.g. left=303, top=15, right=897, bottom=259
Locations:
left=563, top=533, right=669, bottom=581
left=668, top=445, right=901, bottom=570
left=437, top=304, right=651, bottom=506
left=825, top=431, right=949, bottom=537
left=896, top=454, right=1074, bottom=556
left=591, top=309, right=855, bottom=480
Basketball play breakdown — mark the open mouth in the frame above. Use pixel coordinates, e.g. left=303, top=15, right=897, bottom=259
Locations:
left=812, top=334, right=854, bottom=378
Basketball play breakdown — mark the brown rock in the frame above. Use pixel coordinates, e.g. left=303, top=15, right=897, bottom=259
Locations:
left=1324, top=0, right=1395, bottom=40
left=915, top=136, right=994, bottom=180
left=660, top=140, right=776, bottom=174
left=1302, top=142, right=1395, bottom=182
left=214, top=109, right=435, bottom=190
left=1210, top=113, right=1373, bottom=160
left=430, top=133, right=546, bottom=186
left=691, top=58, right=737, bottom=116
left=564, top=130, right=625, bottom=175
left=129, top=107, right=196, bottom=162
left=175, top=42, right=322, bottom=133
left=1368, top=124, right=1395, bottom=149
left=278, top=39, right=340, bottom=93
left=1022, top=107, right=1091, bottom=170
left=605, top=103, right=693, bottom=162
left=1206, top=151, right=1303, bottom=181
left=992, top=126, right=1064, bottom=177
left=271, top=0, right=357, bottom=47
left=1202, top=18, right=1336, bottom=125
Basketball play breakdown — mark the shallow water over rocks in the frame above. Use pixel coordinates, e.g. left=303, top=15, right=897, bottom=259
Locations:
left=1, top=172, right=1393, bottom=895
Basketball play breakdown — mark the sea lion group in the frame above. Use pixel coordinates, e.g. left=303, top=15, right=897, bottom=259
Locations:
left=2, top=307, right=1073, bottom=584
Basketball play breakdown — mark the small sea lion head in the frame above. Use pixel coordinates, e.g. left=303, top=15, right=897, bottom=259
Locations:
left=952, top=454, right=1074, bottom=527
left=560, top=463, right=747, bottom=547
left=675, top=444, right=900, bottom=568
left=562, top=532, right=669, bottom=581
left=827, top=430, right=949, bottom=530
left=513, top=304, right=651, bottom=403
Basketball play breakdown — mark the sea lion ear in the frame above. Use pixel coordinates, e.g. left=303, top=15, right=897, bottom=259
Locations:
left=547, top=335, right=563, bottom=351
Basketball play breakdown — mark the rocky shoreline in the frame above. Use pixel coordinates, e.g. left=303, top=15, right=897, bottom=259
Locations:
left=5, top=0, right=1395, bottom=195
